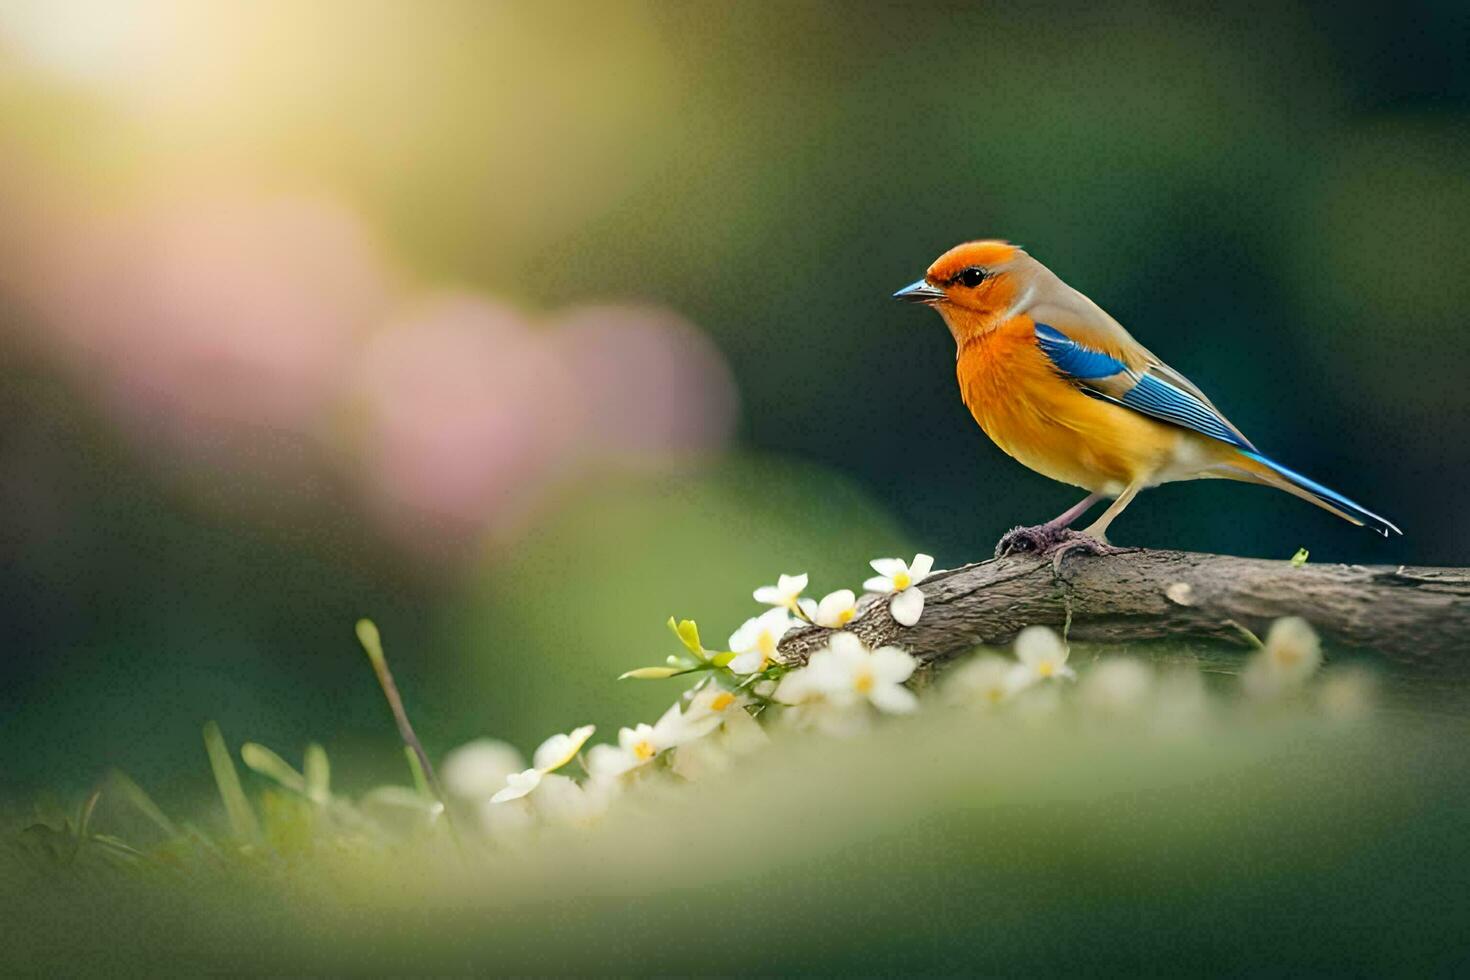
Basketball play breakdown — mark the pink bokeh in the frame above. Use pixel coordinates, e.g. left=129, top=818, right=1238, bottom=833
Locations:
left=5, top=187, right=740, bottom=565
left=551, top=305, right=739, bottom=463
left=25, top=193, right=393, bottom=467
left=349, top=294, right=581, bottom=552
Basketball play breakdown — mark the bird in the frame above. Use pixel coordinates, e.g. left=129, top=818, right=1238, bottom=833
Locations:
left=892, top=240, right=1400, bottom=556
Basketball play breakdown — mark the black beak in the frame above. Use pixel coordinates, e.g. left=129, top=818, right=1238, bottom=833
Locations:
left=892, top=278, right=946, bottom=304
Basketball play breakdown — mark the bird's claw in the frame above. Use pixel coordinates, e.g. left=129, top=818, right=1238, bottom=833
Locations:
left=995, top=524, right=1115, bottom=562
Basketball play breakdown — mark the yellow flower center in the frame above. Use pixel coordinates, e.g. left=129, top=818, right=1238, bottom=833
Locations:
left=836, top=608, right=855, bottom=625
left=710, top=691, right=735, bottom=712
left=756, top=631, right=776, bottom=670
left=634, top=740, right=657, bottom=761
left=892, top=571, right=912, bottom=591
left=1275, top=647, right=1301, bottom=666
left=987, top=687, right=1004, bottom=703
left=1038, top=661, right=1054, bottom=678
left=854, top=669, right=875, bottom=694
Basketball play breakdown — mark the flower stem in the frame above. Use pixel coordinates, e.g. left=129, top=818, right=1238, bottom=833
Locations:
left=355, top=619, right=460, bottom=846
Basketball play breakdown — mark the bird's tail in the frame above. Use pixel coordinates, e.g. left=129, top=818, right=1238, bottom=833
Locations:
left=1229, top=450, right=1401, bottom=537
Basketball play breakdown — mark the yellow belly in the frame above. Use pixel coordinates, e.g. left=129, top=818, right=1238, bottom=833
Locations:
left=957, top=329, right=1185, bottom=493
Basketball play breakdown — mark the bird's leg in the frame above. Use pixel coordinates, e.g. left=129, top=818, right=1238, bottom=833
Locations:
left=994, top=491, right=1104, bottom=557
left=1078, top=481, right=1143, bottom=542
left=1042, top=481, right=1146, bottom=569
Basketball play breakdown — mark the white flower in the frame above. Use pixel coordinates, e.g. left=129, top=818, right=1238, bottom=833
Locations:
left=788, top=632, right=918, bottom=714
left=670, top=706, right=768, bottom=782
left=863, top=553, right=934, bottom=627
left=491, top=768, right=544, bottom=804
left=753, top=572, right=808, bottom=612
left=529, top=773, right=615, bottom=827
left=1006, top=625, right=1075, bottom=691
left=586, top=705, right=686, bottom=781
left=490, top=724, right=595, bottom=803
left=532, top=724, right=597, bottom=772
left=1242, top=616, right=1322, bottom=700
left=680, top=685, right=751, bottom=739
left=798, top=589, right=858, bottom=629
left=727, top=607, right=797, bottom=674
left=1262, top=616, right=1322, bottom=682
left=441, top=739, right=526, bottom=801
left=943, top=653, right=1020, bottom=708
left=1078, top=657, right=1154, bottom=716
left=776, top=695, right=872, bottom=738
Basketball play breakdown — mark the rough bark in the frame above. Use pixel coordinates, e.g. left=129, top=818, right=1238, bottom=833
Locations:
left=775, top=549, right=1470, bottom=673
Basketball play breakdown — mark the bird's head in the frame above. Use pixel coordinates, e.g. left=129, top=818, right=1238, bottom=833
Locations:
left=893, top=240, right=1035, bottom=341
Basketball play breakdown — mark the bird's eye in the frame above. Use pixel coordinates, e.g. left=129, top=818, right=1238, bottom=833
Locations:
left=956, top=266, right=989, bottom=288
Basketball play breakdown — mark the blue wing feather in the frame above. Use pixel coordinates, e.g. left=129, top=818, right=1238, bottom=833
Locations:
left=1033, top=322, right=1400, bottom=536
left=1034, top=323, right=1126, bottom=379
left=1118, top=374, right=1247, bottom=448
left=1034, top=322, right=1251, bottom=450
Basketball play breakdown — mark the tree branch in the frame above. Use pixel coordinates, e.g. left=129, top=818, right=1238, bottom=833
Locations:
left=776, top=549, right=1470, bottom=672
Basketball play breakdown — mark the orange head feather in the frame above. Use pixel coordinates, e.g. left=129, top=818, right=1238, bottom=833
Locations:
left=895, top=239, right=1036, bottom=343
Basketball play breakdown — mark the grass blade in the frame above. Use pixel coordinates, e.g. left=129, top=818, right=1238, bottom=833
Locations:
left=106, top=770, right=180, bottom=838
left=241, top=743, right=306, bottom=794
left=304, top=743, right=330, bottom=804
left=203, top=721, right=259, bottom=842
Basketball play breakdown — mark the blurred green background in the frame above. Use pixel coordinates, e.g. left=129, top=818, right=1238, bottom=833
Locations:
left=0, top=0, right=1466, bottom=807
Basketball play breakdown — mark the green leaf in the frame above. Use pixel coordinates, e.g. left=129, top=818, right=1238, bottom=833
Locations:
left=241, top=743, right=307, bottom=794
left=619, top=666, right=683, bottom=680
left=203, top=721, right=260, bottom=842
left=667, top=617, right=704, bottom=657
left=1290, top=548, right=1310, bottom=566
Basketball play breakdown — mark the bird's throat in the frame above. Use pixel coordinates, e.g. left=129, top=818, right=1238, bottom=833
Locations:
left=939, top=306, right=1006, bottom=350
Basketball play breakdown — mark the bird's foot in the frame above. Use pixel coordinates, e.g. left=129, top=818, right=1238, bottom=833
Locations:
left=994, top=523, right=1115, bottom=560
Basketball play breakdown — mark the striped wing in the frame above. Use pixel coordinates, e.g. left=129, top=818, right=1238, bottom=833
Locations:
left=1034, top=322, right=1256, bottom=451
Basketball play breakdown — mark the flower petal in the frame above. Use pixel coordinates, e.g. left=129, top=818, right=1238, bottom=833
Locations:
left=826, top=631, right=868, bottom=661
left=869, top=557, right=907, bottom=577
left=586, top=743, right=634, bottom=781
left=752, top=585, right=781, bottom=605
left=773, top=667, right=816, bottom=704
left=869, top=681, right=919, bottom=714
left=778, top=573, right=809, bottom=595
left=728, top=650, right=763, bottom=674
left=908, top=553, right=935, bottom=581
left=1005, top=662, right=1039, bottom=695
left=530, top=773, right=600, bottom=827
left=442, top=739, right=526, bottom=801
left=871, top=645, right=917, bottom=684
left=756, top=606, right=799, bottom=638
left=490, top=768, right=542, bottom=803
left=862, top=575, right=893, bottom=594
left=532, top=723, right=596, bottom=772
left=890, top=586, right=925, bottom=626
left=816, top=589, right=856, bottom=627
left=1014, top=625, right=1066, bottom=667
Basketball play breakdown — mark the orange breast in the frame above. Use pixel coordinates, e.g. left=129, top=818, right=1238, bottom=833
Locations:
left=956, top=316, right=1180, bottom=492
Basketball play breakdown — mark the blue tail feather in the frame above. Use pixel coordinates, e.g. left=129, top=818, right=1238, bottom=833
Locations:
left=1240, top=451, right=1401, bottom=537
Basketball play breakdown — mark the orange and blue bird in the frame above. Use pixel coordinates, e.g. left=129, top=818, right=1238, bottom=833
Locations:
left=894, top=240, right=1400, bottom=554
